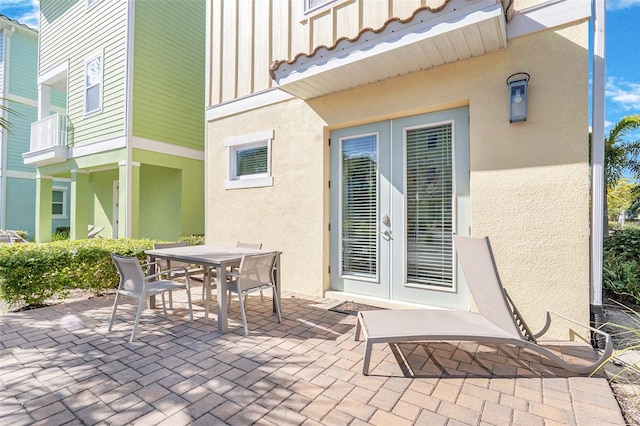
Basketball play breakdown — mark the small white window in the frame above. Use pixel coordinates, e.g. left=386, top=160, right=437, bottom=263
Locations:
left=52, top=187, right=67, bottom=219
left=304, top=0, right=338, bottom=14
left=84, top=53, right=103, bottom=115
left=87, top=0, right=99, bottom=8
left=225, top=130, right=274, bottom=189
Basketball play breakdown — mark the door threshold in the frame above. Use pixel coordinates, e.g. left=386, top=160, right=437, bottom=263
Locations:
left=324, top=290, right=451, bottom=311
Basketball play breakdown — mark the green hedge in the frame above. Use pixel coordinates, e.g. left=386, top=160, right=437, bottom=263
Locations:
left=604, top=228, right=640, bottom=303
left=0, top=239, right=156, bottom=309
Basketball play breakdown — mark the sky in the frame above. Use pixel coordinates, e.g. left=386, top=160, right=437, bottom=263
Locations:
left=1, top=0, right=639, bottom=132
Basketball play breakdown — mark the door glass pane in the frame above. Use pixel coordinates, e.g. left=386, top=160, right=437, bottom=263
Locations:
left=406, top=124, right=453, bottom=287
left=341, top=135, right=377, bottom=279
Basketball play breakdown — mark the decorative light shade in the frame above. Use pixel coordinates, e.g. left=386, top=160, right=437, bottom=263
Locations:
left=507, top=72, right=530, bottom=123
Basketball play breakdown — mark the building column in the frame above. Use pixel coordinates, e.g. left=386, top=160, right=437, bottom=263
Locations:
left=118, top=161, right=140, bottom=238
left=70, top=169, right=89, bottom=240
left=37, top=84, right=51, bottom=120
left=35, top=174, right=53, bottom=243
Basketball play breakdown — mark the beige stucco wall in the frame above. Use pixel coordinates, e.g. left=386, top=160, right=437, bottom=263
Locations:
left=207, top=21, right=590, bottom=338
left=207, top=99, right=328, bottom=298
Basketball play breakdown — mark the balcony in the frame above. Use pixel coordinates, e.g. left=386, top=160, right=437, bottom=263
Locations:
left=23, top=114, right=69, bottom=166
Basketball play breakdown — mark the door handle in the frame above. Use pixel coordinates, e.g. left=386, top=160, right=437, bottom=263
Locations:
left=378, top=229, right=392, bottom=240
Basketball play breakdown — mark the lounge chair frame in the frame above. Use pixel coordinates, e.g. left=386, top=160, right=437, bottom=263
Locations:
left=355, top=235, right=613, bottom=375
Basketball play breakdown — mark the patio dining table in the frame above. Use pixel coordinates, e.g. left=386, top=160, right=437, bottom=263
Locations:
left=145, top=245, right=281, bottom=334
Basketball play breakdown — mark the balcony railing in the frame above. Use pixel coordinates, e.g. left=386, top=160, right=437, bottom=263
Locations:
left=30, top=113, right=68, bottom=152
left=23, top=114, right=68, bottom=166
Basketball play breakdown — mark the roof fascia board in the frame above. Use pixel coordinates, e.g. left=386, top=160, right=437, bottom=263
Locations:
left=506, top=0, right=591, bottom=40
left=205, top=88, right=294, bottom=122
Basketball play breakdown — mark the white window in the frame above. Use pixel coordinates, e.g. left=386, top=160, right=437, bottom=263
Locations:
left=225, top=130, right=274, bottom=189
left=84, top=53, right=103, bottom=115
left=87, top=0, right=99, bottom=8
left=304, top=0, right=338, bottom=14
left=52, top=187, right=67, bottom=219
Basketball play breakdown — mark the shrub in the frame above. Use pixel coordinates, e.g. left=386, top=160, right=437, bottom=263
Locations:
left=604, top=228, right=640, bottom=303
left=14, top=230, right=29, bottom=241
left=179, top=234, right=204, bottom=246
left=53, top=227, right=70, bottom=241
left=0, top=238, right=156, bottom=309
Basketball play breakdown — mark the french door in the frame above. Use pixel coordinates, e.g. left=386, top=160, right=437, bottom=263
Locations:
left=330, top=107, right=470, bottom=308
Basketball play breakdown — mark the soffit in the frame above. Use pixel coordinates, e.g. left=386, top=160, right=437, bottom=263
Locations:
left=270, top=0, right=507, bottom=100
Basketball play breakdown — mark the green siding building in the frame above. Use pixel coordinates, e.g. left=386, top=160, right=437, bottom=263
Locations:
left=1, top=15, right=70, bottom=240
left=24, top=0, right=205, bottom=242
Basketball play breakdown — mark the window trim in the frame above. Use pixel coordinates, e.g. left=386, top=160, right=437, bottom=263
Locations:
left=52, top=187, right=68, bottom=219
left=225, top=130, right=274, bottom=190
left=84, top=51, right=103, bottom=116
left=303, top=0, right=339, bottom=16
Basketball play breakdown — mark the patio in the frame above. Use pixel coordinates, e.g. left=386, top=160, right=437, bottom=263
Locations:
left=0, top=291, right=625, bottom=425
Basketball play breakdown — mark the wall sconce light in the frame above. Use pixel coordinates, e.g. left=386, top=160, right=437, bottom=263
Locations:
left=506, top=72, right=530, bottom=123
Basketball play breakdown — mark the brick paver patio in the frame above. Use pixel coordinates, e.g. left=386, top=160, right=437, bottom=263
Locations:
left=0, top=290, right=625, bottom=425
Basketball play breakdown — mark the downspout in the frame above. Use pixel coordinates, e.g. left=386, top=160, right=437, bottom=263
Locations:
left=124, top=0, right=135, bottom=237
left=0, top=25, right=16, bottom=231
left=590, top=0, right=606, bottom=347
left=203, top=0, right=212, bottom=242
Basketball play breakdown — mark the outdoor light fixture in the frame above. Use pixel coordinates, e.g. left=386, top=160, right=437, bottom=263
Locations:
left=507, top=72, right=530, bottom=123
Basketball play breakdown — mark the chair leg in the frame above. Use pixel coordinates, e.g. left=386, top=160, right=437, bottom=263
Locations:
left=130, top=297, right=145, bottom=343
left=260, top=289, right=264, bottom=301
left=237, top=291, right=249, bottom=336
left=108, top=293, right=121, bottom=331
left=168, top=290, right=174, bottom=309
left=272, top=286, right=282, bottom=323
left=362, top=339, right=373, bottom=375
left=185, top=281, right=193, bottom=323
left=160, top=293, right=167, bottom=315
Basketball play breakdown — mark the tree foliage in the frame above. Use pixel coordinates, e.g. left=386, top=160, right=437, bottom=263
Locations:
left=608, top=178, right=639, bottom=220
left=605, top=114, right=640, bottom=190
left=0, top=99, right=12, bottom=132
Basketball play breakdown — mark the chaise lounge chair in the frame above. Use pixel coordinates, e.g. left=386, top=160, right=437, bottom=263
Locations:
left=355, top=235, right=613, bottom=375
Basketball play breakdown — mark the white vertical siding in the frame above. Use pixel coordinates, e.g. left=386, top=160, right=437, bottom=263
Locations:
left=207, top=0, right=434, bottom=106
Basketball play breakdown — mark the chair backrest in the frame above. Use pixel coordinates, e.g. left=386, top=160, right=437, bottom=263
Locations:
left=153, top=242, right=190, bottom=268
left=111, top=254, right=147, bottom=295
left=237, top=241, right=262, bottom=249
left=7, top=231, right=26, bottom=243
left=453, top=235, right=524, bottom=339
left=236, top=252, right=277, bottom=292
left=88, top=226, right=104, bottom=238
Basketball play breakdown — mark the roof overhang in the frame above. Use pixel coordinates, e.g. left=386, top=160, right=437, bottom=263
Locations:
left=271, top=0, right=507, bottom=100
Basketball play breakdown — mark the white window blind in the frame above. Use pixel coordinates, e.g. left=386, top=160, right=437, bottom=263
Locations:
left=236, top=146, right=268, bottom=176
left=405, top=124, right=453, bottom=288
left=341, top=135, right=377, bottom=278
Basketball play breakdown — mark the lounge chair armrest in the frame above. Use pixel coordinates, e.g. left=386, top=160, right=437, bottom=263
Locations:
left=534, top=311, right=613, bottom=355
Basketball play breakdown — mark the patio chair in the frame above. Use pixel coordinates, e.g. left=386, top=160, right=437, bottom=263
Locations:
left=153, top=242, right=206, bottom=300
left=7, top=231, right=27, bottom=243
left=226, top=251, right=281, bottom=336
left=109, top=254, right=193, bottom=342
left=355, top=235, right=613, bottom=375
left=236, top=241, right=263, bottom=302
left=0, top=233, right=11, bottom=243
left=88, top=226, right=104, bottom=238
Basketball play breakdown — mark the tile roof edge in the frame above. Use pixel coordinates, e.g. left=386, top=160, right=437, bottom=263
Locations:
left=269, top=0, right=452, bottom=80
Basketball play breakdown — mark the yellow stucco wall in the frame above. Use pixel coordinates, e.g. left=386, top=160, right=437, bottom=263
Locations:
left=207, top=21, right=590, bottom=338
